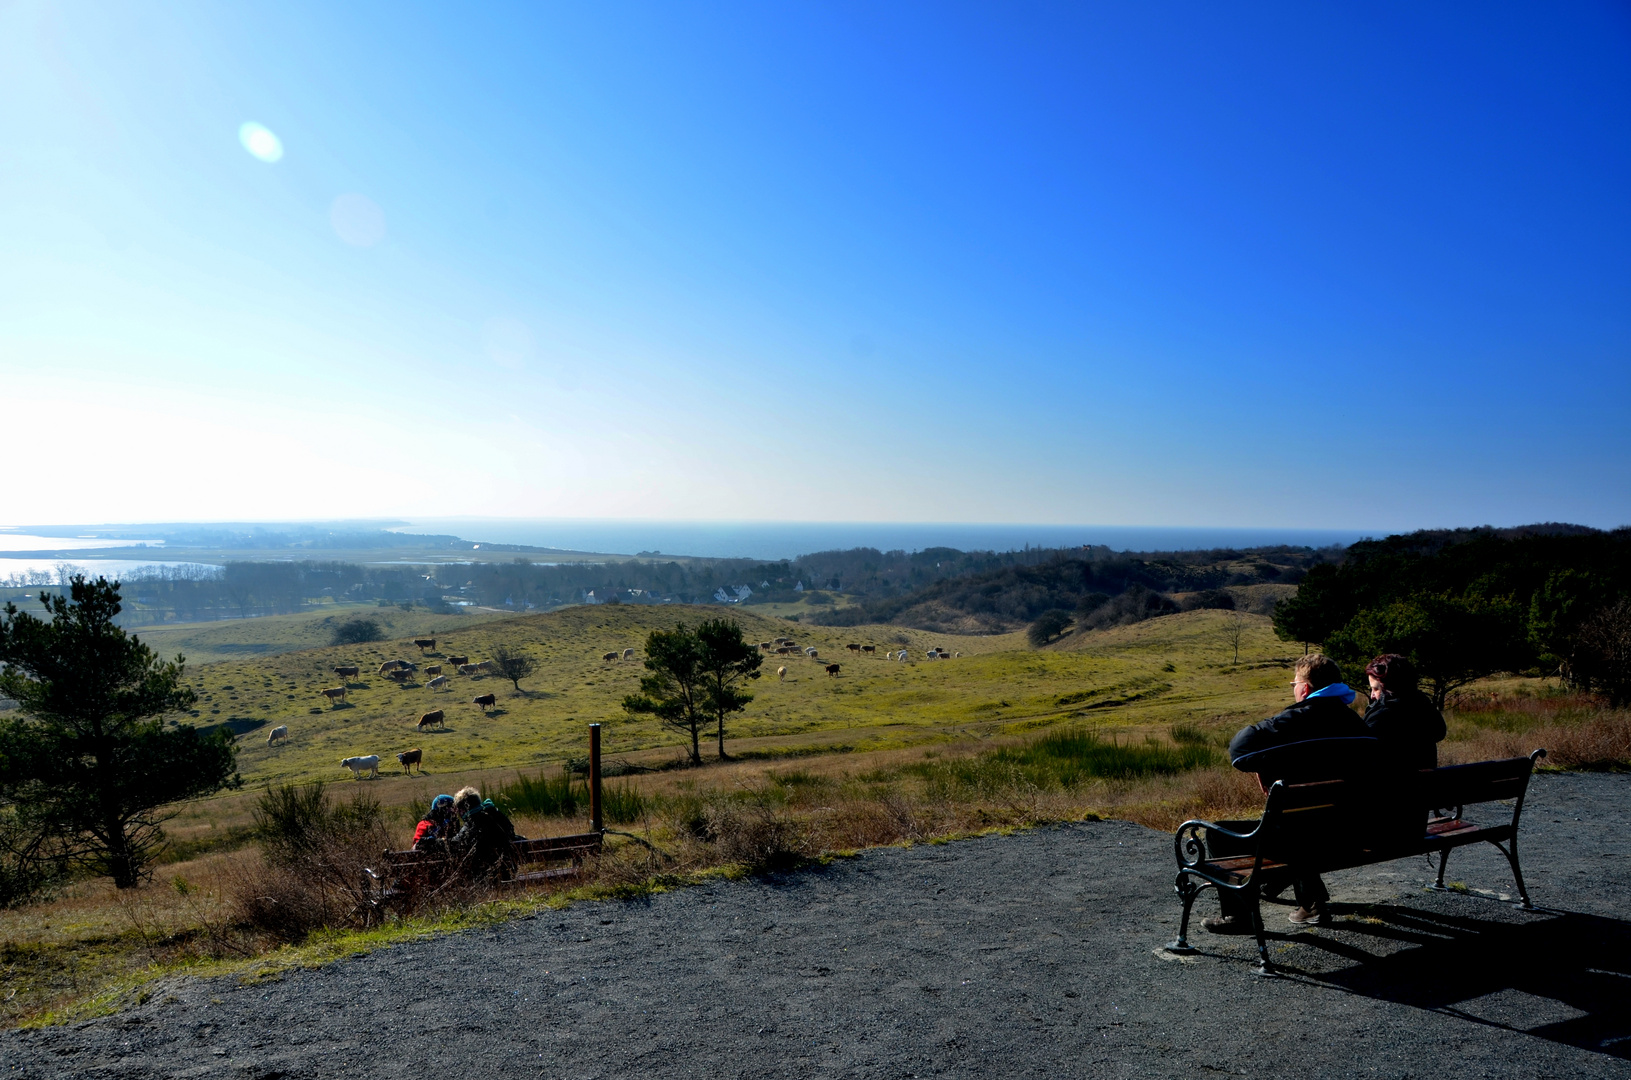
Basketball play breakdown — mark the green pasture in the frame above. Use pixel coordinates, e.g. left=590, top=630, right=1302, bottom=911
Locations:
left=182, top=605, right=1301, bottom=798
left=130, top=604, right=524, bottom=665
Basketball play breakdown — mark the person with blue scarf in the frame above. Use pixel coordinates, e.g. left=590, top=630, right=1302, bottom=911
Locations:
left=1203, top=654, right=1377, bottom=933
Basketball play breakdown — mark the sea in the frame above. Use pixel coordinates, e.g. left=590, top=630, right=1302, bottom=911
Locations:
left=390, top=519, right=1374, bottom=562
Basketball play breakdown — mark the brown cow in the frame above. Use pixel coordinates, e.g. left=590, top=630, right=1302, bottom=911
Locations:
left=861, top=645, right=875, bottom=654
left=473, top=693, right=497, bottom=713
left=387, top=668, right=413, bottom=683
left=334, top=665, right=360, bottom=679
left=397, top=748, right=423, bottom=774
left=321, top=687, right=347, bottom=703
left=413, top=638, right=436, bottom=653
left=447, top=655, right=470, bottom=668
left=458, top=664, right=482, bottom=676
left=424, top=665, right=443, bottom=676
left=426, top=675, right=448, bottom=690
left=846, top=643, right=861, bottom=652
left=418, top=709, right=445, bottom=731
left=602, top=651, right=619, bottom=661
left=824, top=663, right=841, bottom=677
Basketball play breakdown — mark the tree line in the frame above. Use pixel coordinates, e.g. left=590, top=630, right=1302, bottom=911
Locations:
left=1273, top=525, right=1631, bottom=707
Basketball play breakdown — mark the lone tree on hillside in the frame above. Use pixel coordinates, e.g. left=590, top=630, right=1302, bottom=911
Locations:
left=1028, top=609, right=1073, bottom=647
left=491, top=644, right=539, bottom=693
left=622, top=619, right=761, bottom=764
left=0, top=576, right=240, bottom=889
left=1221, top=612, right=1247, bottom=665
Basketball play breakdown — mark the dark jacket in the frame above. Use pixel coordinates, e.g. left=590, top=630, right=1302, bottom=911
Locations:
left=1228, top=695, right=1375, bottom=785
left=452, top=803, right=521, bottom=879
left=1363, top=688, right=1446, bottom=771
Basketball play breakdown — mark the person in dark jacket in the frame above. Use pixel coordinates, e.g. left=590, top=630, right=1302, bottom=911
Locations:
left=1205, top=654, right=1376, bottom=933
left=1362, top=654, right=1446, bottom=771
left=450, top=786, right=523, bottom=882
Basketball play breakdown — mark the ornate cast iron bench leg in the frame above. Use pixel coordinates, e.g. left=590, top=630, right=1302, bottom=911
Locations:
left=1168, top=873, right=1207, bottom=954
left=1248, top=887, right=1277, bottom=977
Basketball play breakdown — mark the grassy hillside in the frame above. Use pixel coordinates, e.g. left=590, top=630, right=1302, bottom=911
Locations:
left=182, top=606, right=1299, bottom=794
left=131, top=605, right=524, bottom=665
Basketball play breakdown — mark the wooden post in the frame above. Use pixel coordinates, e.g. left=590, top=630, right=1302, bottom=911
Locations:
left=589, top=722, right=603, bottom=833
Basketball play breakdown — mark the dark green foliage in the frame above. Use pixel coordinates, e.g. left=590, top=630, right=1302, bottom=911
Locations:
left=623, top=619, right=762, bottom=764
left=1027, top=609, right=1073, bottom=647
left=0, top=577, right=239, bottom=889
left=329, top=617, right=384, bottom=645
left=1079, top=585, right=1179, bottom=630
left=1271, top=526, right=1631, bottom=708
left=1075, top=592, right=1111, bottom=617
left=490, top=644, right=538, bottom=692
left=490, top=769, right=647, bottom=824
left=252, top=781, right=385, bottom=869
left=1180, top=589, right=1236, bottom=611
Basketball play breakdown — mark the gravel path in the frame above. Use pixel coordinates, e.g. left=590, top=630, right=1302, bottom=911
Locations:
left=7, top=771, right=1629, bottom=1079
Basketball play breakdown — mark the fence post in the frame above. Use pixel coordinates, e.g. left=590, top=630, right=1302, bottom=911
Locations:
left=589, top=722, right=603, bottom=833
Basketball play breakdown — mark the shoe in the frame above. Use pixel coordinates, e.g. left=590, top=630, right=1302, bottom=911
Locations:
left=1287, top=905, right=1329, bottom=926
left=1202, top=914, right=1255, bottom=935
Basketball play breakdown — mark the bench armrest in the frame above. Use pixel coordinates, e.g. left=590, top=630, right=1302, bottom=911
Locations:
left=1173, top=817, right=1261, bottom=869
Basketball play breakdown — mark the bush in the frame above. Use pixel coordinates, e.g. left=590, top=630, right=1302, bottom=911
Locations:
left=1027, top=609, right=1074, bottom=647
left=330, top=617, right=384, bottom=646
left=1080, top=585, right=1179, bottom=630
left=699, top=789, right=811, bottom=871
left=1180, top=589, right=1236, bottom=612
left=232, top=782, right=391, bottom=943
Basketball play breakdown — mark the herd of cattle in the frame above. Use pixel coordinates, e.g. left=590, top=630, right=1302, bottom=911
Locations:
left=266, top=633, right=964, bottom=781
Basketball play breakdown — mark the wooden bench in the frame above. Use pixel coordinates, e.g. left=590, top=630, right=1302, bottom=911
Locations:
left=362, top=831, right=603, bottom=921
left=1168, top=749, right=1547, bottom=974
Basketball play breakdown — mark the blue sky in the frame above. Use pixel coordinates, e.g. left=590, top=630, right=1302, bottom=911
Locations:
left=3, top=1, right=1628, bottom=531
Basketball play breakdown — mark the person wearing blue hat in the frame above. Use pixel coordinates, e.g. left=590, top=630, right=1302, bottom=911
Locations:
left=411, top=794, right=457, bottom=850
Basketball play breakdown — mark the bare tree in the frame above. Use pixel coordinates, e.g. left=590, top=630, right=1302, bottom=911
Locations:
left=1222, top=612, right=1247, bottom=666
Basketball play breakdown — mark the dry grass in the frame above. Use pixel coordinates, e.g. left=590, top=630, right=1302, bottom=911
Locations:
left=6, top=677, right=1626, bottom=1028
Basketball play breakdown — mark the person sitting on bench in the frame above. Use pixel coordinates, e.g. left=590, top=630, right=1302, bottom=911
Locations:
left=411, top=794, right=458, bottom=850
left=450, top=786, right=524, bottom=882
left=1362, top=653, right=1446, bottom=770
left=1204, top=653, right=1374, bottom=933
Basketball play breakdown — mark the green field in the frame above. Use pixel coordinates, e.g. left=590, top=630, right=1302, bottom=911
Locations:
left=183, top=604, right=1298, bottom=793
left=129, top=604, right=525, bottom=665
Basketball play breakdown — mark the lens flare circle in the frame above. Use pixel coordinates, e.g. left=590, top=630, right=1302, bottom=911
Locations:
left=238, top=122, right=284, bottom=163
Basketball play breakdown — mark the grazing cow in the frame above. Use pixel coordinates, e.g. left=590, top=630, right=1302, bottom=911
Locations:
left=476, top=660, right=497, bottom=673
left=340, top=755, right=380, bottom=780
left=777, top=638, right=795, bottom=647
left=806, top=647, right=820, bottom=659
left=418, top=709, right=445, bottom=731
left=267, top=725, right=288, bottom=746
left=602, top=651, right=619, bottom=662
left=759, top=642, right=773, bottom=651
left=397, top=748, right=423, bottom=774
left=777, top=665, right=787, bottom=681
left=458, top=664, right=482, bottom=676
left=846, top=643, right=861, bottom=653
left=825, top=663, right=841, bottom=677
left=622, top=648, right=635, bottom=660
left=334, top=665, right=360, bottom=680
left=387, top=668, right=413, bottom=683
left=426, top=675, right=448, bottom=690
left=447, top=655, right=470, bottom=668
left=897, top=650, right=909, bottom=661
left=413, top=638, right=436, bottom=653
left=861, top=645, right=875, bottom=654
left=425, top=665, right=442, bottom=676
left=473, top=693, right=497, bottom=713
left=377, top=660, right=404, bottom=675
left=321, top=687, right=347, bottom=704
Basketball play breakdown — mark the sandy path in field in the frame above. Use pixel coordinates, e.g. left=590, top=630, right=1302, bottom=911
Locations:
left=6, top=771, right=1629, bottom=1079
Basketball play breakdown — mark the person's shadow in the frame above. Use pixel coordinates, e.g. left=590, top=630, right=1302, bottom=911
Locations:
left=1265, top=901, right=1631, bottom=1060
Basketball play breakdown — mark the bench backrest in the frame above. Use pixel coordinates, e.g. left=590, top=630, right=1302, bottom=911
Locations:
left=1258, top=750, right=1542, bottom=866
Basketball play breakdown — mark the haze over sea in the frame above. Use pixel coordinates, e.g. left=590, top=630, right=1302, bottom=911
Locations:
left=391, top=520, right=1370, bottom=563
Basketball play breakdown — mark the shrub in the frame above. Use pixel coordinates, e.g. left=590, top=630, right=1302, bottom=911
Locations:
left=1027, top=609, right=1074, bottom=647
left=1080, top=585, right=1179, bottom=631
left=1180, top=589, right=1236, bottom=612
left=329, top=617, right=384, bottom=645
left=699, top=789, right=812, bottom=871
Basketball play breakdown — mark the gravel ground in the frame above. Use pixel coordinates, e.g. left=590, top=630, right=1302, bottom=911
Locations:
left=6, top=771, right=1629, bottom=1079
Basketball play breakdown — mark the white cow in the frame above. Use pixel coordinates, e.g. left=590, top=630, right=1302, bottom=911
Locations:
left=341, top=755, right=380, bottom=780
left=805, top=647, right=819, bottom=658
left=267, top=725, right=288, bottom=746
left=777, top=665, right=787, bottom=681
left=622, top=648, right=635, bottom=660
left=897, top=650, right=909, bottom=661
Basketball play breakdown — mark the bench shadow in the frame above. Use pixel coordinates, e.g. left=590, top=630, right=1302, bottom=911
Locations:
left=1266, top=902, right=1631, bottom=1060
